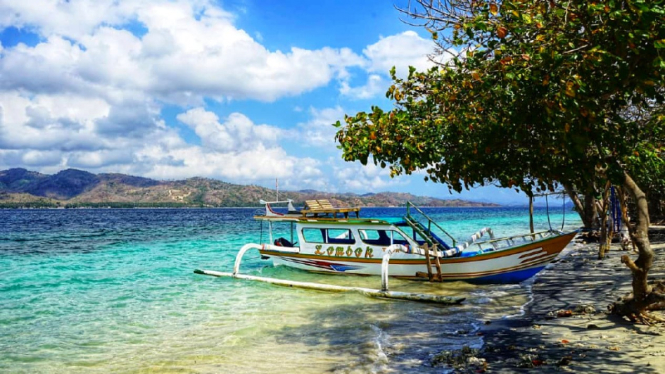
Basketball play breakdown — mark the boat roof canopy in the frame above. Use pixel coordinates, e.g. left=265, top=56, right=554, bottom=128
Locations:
left=257, top=199, right=363, bottom=221
left=254, top=214, right=389, bottom=225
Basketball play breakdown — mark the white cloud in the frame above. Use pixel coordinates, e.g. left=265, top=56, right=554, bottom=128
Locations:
left=337, top=31, right=444, bottom=99
left=0, top=1, right=364, bottom=103
left=67, top=149, right=135, bottom=169
left=0, top=91, right=111, bottom=151
left=0, top=90, right=326, bottom=188
left=0, top=0, right=135, bottom=40
left=363, top=31, right=437, bottom=77
left=340, top=74, right=387, bottom=99
left=177, top=108, right=283, bottom=153
left=0, top=0, right=219, bottom=41
left=0, top=2, right=439, bottom=193
left=298, top=106, right=346, bottom=149
left=136, top=144, right=322, bottom=183
left=20, top=150, right=63, bottom=167
left=331, top=157, right=408, bottom=192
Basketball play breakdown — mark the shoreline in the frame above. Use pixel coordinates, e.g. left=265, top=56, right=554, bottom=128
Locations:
left=0, top=204, right=505, bottom=210
left=462, top=227, right=665, bottom=372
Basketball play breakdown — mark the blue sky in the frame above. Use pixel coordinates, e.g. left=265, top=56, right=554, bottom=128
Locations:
left=0, top=0, right=532, bottom=205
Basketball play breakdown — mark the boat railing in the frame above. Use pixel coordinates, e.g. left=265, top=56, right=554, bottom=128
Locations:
left=439, top=227, right=495, bottom=257
left=472, top=230, right=557, bottom=251
left=421, top=229, right=563, bottom=258
left=405, top=202, right=457, bottom=247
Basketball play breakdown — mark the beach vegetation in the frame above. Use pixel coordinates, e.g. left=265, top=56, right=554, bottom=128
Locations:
left=335, top=0, right=665, bottom=321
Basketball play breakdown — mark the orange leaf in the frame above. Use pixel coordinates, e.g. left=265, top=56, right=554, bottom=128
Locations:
left=490, top=3, right=498, bottom=15
left=497, top=26, right=508, bottom=39
left=557, top=310, right=573, bottom=317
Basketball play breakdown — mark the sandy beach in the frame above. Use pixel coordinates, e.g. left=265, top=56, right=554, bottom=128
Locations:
left=437, top=227, right=665, bottom=373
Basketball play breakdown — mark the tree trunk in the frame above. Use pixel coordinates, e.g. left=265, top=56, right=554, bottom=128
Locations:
left=564, top=184, right=597, bottom=229
left=621, top=172, right=652, bottom=302
left=610, top=172, right=665, bottom=319
left=616, top=187, right=635, bottom=251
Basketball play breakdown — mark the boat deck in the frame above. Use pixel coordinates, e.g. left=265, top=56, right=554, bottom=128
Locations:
left=300, top=199, right=360, bottom=218
left=253, top=214, right=389, bottom=224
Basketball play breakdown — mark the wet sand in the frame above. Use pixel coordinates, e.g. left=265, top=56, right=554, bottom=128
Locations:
left=453, top=227, right=665, bottom=373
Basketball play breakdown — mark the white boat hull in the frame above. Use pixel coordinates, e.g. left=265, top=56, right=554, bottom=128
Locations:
left=260, top=231, right=576, bottom=283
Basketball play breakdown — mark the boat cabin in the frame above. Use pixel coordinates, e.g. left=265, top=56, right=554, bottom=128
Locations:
left=254, top=200, right=458, bottom=260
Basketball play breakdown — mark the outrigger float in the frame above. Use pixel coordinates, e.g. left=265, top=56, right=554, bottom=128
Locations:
left=195, top=200, right=577, bottom=304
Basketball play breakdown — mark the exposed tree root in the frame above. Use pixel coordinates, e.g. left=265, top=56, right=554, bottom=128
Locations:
left=609, top=284, right=665, bottom=324
left=609, top=298, right=665, bottom=324
left=646, top=281, right=665, bottom=311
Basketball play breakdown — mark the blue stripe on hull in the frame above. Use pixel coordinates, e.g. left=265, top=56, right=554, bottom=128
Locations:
left=466, top=266, right=545, bottom=284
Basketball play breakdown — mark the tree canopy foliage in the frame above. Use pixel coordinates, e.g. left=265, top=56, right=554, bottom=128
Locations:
left=336, top=0, right=664, bottom=196
left=335, top=0, right=665, bottom=319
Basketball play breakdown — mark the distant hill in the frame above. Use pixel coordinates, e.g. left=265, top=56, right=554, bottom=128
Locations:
left=0, top=168, right=500, bottom=208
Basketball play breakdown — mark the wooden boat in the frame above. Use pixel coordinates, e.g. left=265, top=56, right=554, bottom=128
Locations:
left=195, top=200, right=576, bottom=303
left=253, top=200, right=577, bottom=284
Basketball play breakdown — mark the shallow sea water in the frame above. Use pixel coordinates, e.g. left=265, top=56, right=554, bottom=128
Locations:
left=0, top=207, right=580, bottom=373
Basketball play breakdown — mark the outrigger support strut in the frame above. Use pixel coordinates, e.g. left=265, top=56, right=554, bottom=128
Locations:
left=380, top=245, right=398, bottom=291
left=194, top=243, right=464, bottom=305
left=233, top=243, right=264, bottom=275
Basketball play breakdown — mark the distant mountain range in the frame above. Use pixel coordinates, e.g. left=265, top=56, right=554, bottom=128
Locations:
left=0, top=168, right=500, bottom=208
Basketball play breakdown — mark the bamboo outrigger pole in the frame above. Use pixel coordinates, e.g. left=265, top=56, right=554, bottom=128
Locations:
left=194, top=244, right=464, bottom=305
left=194, top=269, right=463, bottom=304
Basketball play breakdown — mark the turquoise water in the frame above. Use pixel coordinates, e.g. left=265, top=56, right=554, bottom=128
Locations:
left=0, top=207, right=580, bottom=373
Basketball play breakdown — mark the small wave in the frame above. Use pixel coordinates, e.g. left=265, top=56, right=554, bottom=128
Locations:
left=469, top=297, right=494, bottom=305
left=369, top=324, right=390, bottom=371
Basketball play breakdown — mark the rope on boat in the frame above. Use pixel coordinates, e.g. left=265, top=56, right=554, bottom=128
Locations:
left=441, top=227, right=494, bottom=257
left=545, top=194, right=553, bottom=231
left=259, top=219, right=264, bottom=244
left=561, top=192, right=566, bottom=231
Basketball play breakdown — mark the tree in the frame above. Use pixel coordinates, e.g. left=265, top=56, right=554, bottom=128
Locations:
left=335, top=0, right=665, bottom=320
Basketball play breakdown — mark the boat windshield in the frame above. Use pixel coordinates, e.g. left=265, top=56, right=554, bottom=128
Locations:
left=301, top=228, right=356, bottom=245
left=266, top=220, right=297, bottom=247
